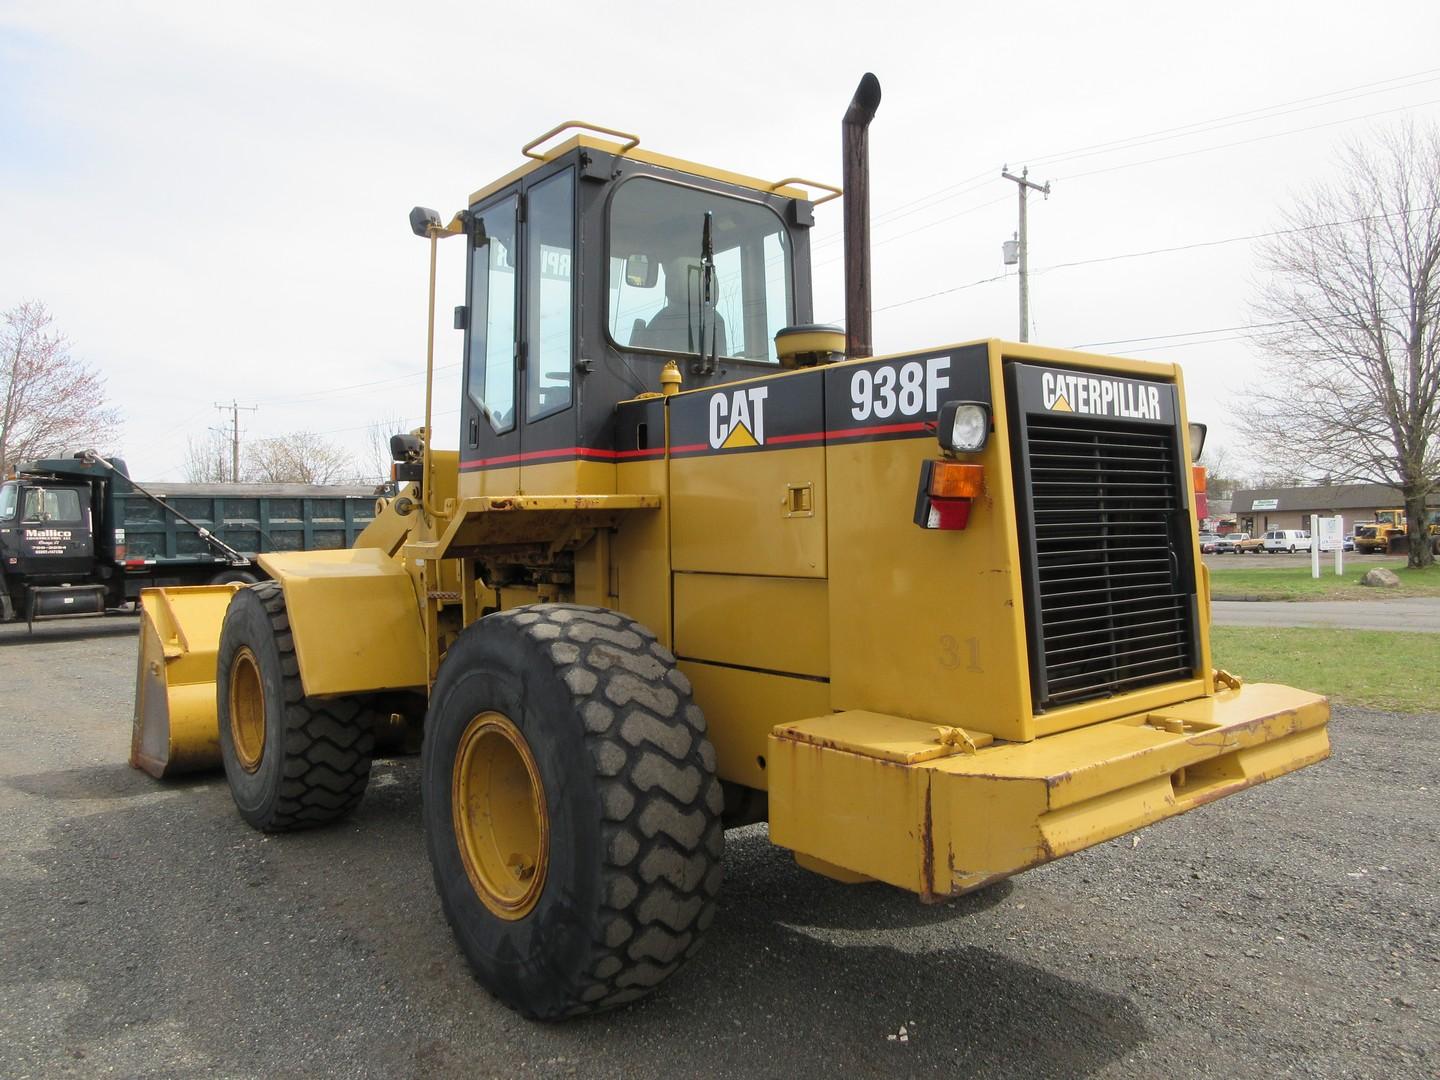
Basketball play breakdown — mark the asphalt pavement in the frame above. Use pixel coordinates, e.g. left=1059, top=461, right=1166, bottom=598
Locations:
left=1, top=619, right=1435, bottom=1079
left=1211, top=597, right=1440, bottom=632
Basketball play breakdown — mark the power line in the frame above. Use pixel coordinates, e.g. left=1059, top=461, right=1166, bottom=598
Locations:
left=1021, top=68, right=1440, bottom=171
left=813, top=67, right=1440, bottom=253
left=1055, top=96, right=1440, bottom=184
left=857, top=204, right=1439, bottom=321
left=251, top=361, right=461, bottom=406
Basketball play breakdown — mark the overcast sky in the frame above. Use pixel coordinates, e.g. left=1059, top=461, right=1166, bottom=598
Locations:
left=4, top=0, right=1439, bottom=481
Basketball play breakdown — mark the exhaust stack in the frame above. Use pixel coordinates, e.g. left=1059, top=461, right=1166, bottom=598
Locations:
left=842, top=73, right=882, bottom=359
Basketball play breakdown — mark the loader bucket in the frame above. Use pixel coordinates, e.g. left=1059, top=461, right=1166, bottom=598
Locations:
left=131, top=584, right=243, bottom=778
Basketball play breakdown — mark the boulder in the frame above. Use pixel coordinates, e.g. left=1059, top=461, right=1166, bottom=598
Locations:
left=1359, top=567, right=1401, bottom=588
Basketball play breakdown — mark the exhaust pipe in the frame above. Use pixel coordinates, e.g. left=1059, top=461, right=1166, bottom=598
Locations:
left=843, top=72, right=882, bottom=359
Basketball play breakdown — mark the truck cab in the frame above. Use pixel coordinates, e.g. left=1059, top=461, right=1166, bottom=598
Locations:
left=0, top=474, right=102, bottom=622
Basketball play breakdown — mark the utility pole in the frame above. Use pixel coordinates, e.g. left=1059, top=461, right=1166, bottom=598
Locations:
left=214, top=399, right=258, bottom=482
left=1001, top=166, right=1051, bottom=342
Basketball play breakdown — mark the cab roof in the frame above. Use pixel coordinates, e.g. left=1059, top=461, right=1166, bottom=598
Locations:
left=468, top=126, right=835, bottom=208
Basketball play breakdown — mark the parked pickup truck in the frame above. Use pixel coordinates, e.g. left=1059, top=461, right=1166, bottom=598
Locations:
left=0, top=454, right=375, bottom=626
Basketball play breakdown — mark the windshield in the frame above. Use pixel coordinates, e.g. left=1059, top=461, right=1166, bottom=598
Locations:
left=0, top=482, right=16, bottom=520
left=608, top=179, right=793, bottom=363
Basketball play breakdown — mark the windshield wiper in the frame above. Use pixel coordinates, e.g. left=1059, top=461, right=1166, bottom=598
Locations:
left=694, top=211, right=718, bottom=374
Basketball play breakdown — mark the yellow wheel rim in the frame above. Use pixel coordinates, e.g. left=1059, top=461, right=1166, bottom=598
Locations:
left=452, top=711, right=549, bottom=920
left=229, top=646, right=265, bottom=773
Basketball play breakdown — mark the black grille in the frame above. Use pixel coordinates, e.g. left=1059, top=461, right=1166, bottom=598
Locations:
left=1012, top=406, right=1198, bottom=710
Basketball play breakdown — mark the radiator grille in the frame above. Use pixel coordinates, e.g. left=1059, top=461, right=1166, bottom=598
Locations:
left=1015, top=410, right=1198, bottom=710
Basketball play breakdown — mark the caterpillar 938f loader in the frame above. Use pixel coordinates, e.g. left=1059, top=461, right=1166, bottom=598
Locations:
left=131, top=76, right=1329, bottom=1020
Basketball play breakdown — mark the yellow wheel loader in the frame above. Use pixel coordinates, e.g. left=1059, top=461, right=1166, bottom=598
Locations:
left=131, top=76, right=1330, bottom=1020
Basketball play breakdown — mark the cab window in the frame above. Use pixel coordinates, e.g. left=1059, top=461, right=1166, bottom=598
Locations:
left=526, top=169, right=575, bottom=421
left=0, top=482, right=16, bottom=520
left=467, top=195, right=519, bottom=433
left=22, top=487, right=82, bottom=522
left=608, top=178, right=793, bottom=363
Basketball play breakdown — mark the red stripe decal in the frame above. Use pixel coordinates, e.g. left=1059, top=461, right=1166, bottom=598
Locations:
left=459, top=423, right=928, bottom=469
left=826, top=421, right=930, bottom=439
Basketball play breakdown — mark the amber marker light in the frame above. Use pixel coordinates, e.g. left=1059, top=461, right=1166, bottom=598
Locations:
left=913, top=461, right=985, bottom=531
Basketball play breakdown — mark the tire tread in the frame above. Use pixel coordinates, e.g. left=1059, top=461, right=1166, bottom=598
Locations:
left=481, top=604, right=723, bottom=1017
left=243, top=582, right=375, bottom=831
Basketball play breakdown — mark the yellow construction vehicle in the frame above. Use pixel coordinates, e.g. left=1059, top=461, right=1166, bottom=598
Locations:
left=1353, top=508, right=1440, bottom=556
left=131, top=76, right=1330, bottom=1020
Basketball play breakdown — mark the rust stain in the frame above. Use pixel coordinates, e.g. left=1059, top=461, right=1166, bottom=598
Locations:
left=919, top=779, right=935, bottom=902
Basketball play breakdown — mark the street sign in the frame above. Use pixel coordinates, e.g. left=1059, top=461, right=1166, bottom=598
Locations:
left=1312, top=515, right=1344, bottom=578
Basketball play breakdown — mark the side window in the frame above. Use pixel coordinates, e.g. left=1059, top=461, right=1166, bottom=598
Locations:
left=468, top=195, right=519, bottom=433
left=0, top=483, right=16, bottom=520
left=21, top=487, right=82, bottom=522
left=526, top=169, right=574, bottom=421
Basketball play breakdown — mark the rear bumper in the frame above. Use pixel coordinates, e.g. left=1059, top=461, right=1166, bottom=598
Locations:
left=768, top=682, right=1329, bottom=899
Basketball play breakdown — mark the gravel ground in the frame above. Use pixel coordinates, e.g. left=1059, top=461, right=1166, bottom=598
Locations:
left=0, top=617, right=1435, bottom=1079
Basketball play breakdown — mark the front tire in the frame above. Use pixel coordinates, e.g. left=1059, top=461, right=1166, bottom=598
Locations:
left=423, top=604, right=723, bottom=1020
left=216, top=582, right=377, bottom=831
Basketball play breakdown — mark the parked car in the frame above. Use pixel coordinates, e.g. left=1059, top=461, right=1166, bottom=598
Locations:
left=1215, top=533, right=1249, bottom=553
left=1197, top=531, right=1221, bottom=553
left=1343, top=534, right=1356, bottom=552
left=1237, top=535, right=1267, bottom=554
left=1260, top=529, right=1312, bottom=554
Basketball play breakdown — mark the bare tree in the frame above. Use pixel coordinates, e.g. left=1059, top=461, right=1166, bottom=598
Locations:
left=0, top=301, right=121, bottom=473
left=182, top=428, right=232, bottom=483
left=1244, top=125, right=1440, bottom=568
left=243, top=432, right=353, bottom=484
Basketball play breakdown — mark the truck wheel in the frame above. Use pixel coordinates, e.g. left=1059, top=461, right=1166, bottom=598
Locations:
left=422, top=604, right=723, bottom=1020
left=216, top=582, right=377, bottom=831
left=211, top=569, right=260, bottom=586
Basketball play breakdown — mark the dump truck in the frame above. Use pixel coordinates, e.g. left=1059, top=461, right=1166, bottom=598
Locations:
left=131, top=77, right=1330, bottom=1020
left=0, top=453, right=375, bottom=626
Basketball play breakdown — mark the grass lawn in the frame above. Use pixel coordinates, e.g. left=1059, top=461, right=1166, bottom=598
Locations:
left=1207, top=559, right=1440, bottom=600
left=1211, top=627, right=1439, bottom=713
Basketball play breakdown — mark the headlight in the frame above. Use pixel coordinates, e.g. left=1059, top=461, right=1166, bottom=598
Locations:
left=938, top=401, right=991, bottom=453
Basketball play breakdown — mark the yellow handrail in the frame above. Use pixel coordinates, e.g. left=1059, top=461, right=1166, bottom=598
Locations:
left=522, top=121, right=641, bottom=161
left=771, top=177, right=842, bottom=205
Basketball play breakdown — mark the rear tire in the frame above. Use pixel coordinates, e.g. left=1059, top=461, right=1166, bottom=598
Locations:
left=423, top=604, right=723, bottom=1020
left=216, top=582, right=377, bottom=831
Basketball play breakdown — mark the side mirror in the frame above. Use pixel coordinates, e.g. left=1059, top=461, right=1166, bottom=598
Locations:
left=409, top=206, right=441, bottom=238
left=1188, top=422, right=1208, bottom=462
left=390, top=433, right=423, bottom=462
left=624, top=253, right=658, bottom=289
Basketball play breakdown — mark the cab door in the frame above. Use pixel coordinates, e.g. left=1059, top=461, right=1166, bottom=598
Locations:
left=515, top=167, right=579, bottom=493
left=459, top=167, right=580, bottom=498
left=460, top=193, right=521, bottom=498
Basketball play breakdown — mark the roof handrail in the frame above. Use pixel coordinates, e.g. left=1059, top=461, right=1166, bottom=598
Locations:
left=770, top=177, right=842, bottom=206
left=522, top=121, right=641, bottom=161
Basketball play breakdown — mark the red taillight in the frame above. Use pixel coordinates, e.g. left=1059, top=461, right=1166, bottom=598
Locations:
left=114, top=544, right=126, bottom=560
left=1192, top=465, right=1209, bottom=519
left=914, top=461, right=983, bottom=530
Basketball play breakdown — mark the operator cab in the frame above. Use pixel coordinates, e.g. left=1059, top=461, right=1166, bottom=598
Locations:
left=447, top=125, right=829, bottom=496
